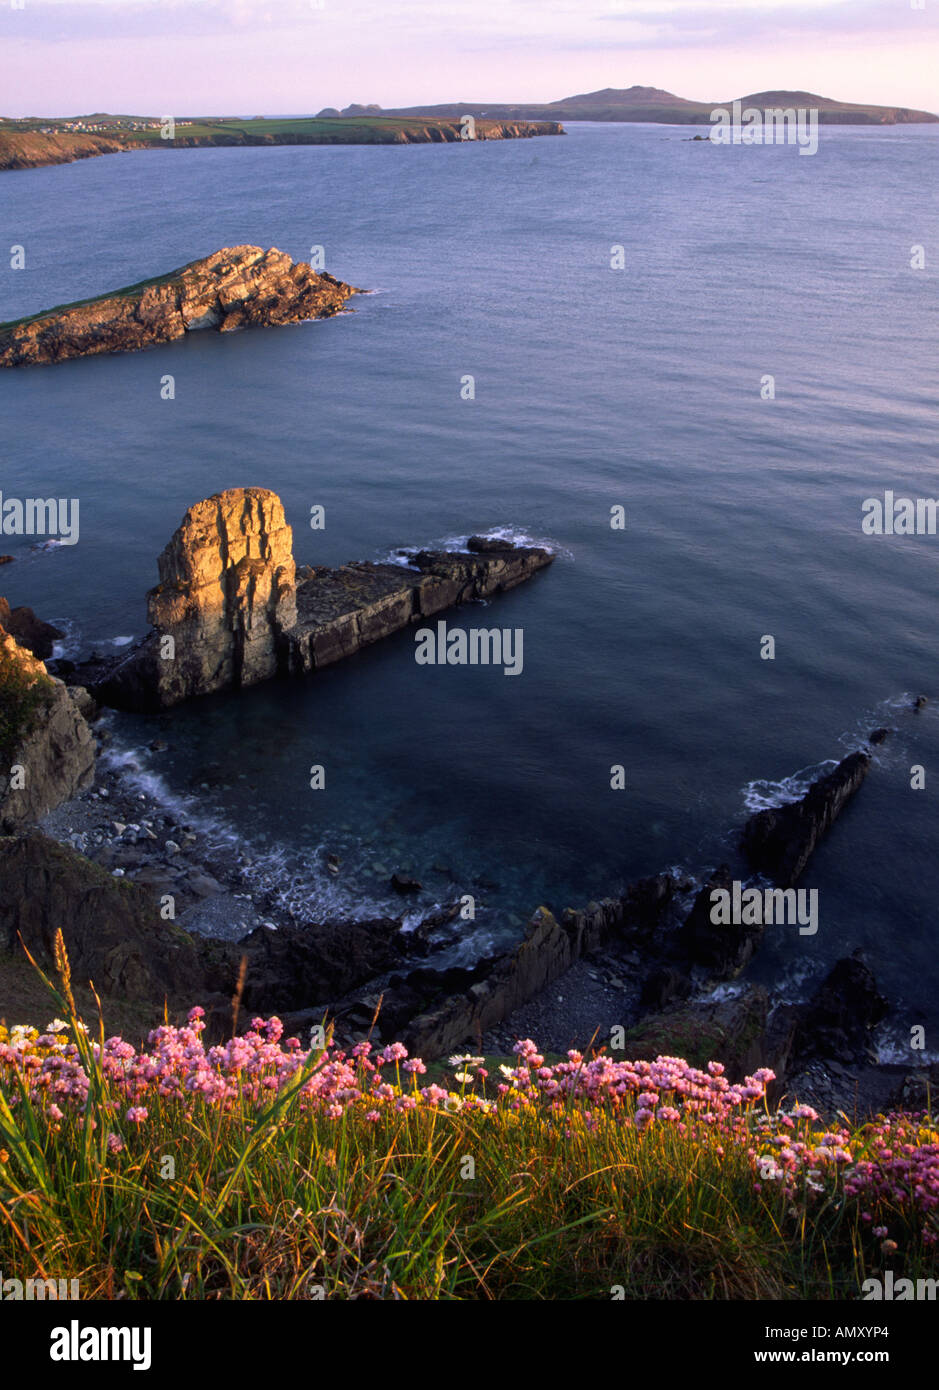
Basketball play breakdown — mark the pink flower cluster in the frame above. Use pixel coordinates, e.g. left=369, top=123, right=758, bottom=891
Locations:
left=844, top=1115, right=939, bottom=1246
left=746, top=1105, right=939, bottom=1245
left=1, top=1016, right=936, bottom=1245
left=495, top=1042, right=775, bottom=1134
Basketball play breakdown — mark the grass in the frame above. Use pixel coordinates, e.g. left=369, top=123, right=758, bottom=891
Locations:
left=0, top=641, right=54, bottom=766
left=0, top=941, right=935, bottom=1301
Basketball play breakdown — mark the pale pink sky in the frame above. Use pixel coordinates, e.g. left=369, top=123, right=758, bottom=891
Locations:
left=1, top=0, right=937, bottom=117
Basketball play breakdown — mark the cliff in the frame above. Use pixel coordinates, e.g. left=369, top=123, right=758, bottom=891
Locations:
left=0, top=117, right=564, bottom=172
left=0, top=246, right=358, bottom=368
left=0, top=617, right=95, bottom=832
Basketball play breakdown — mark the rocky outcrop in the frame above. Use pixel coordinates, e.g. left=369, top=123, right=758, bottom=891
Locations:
left=0, top=830, right=207, bottom=1000
left=0, top=597, right=63, bottom=659
left=95, top=489, right=298, bottom=708
left=790, top=952, right=889, bottom=1068
left=86, top=492, right=555, bottom=711
left=0, top=246, right=358, bottom=368
left=0, top=625, right=95, bottom=832
left=741, top=751, right=871, bottom=886
left=678, top=864, right=764, bottom=980
left=621, top=986, right=772, bottom=1081
left=287, top=539, right=555, bottom=675
left=398, top=893, right=672, bottom=1058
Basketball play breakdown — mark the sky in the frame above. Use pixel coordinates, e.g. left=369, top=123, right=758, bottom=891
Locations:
left=1, top=0, right=937, bottom=118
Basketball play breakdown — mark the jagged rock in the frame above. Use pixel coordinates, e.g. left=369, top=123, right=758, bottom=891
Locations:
left=678, top=864, right=764, bottom=980
left=0, top=246, right=358, bottom=368
left=96, top=488, right=297, bottom=708
left=741, top=751, right=871, bottom=886
left=0, top=597, right=63, bottom=659
left=401, top=899, right=629, bottom=1057
left=639, top=966, right=693, bottom=1010
left=889, top=1066, right=939, bottom=1112
left=790, top=952, right=888, bottom=1067
left=391, top=872, right=422, bottom=894
left=0, top=628, right=94, bottom=831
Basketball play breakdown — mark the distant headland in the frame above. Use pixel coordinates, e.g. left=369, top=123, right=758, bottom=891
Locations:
left=380, top=84, right=938, bottom=125
left=0, top=112, right=564, bottom=172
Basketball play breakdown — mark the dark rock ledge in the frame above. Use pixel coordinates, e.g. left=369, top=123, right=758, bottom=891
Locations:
left=72, top=487, right=553, bottom=711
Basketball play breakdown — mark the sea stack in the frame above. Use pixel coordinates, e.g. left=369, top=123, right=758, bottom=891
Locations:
left=117, top=488, right=297, bottom=708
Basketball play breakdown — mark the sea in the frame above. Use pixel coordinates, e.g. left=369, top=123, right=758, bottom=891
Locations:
left=2, top=121, right=937, bottom=1052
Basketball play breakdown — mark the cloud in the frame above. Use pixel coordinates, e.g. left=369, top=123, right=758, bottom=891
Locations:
left=597, top=0, right=938, bottom=48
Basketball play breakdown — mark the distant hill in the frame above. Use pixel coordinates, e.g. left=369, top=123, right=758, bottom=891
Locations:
left=378, top=84, right=938, bottom=125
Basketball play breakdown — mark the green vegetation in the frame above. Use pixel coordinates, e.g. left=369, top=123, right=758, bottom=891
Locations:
left=1, top=945, right=935, bottom=1301
left=0, top=641, right=53, bottom=766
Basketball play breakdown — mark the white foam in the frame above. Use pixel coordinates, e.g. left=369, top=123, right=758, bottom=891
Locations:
left=379, top=525, right=573, bottom=568
left=742, top=760, right=839, bottom=813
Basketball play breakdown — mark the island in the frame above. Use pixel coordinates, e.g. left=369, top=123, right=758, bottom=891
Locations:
left=0, top=246, right=358, bottom=368
left=380, top=84, right=939, bottom=124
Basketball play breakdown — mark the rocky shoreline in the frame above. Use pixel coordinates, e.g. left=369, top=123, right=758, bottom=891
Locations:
left=0, top=486, right=934, bottom=1119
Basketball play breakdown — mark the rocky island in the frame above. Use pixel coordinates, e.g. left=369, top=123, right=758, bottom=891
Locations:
left=0, top=246, right=358, bottom=368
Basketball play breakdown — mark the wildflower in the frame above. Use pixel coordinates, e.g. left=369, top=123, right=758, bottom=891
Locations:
left=107, top=1133, right=124, bottom=1154
left=125, top=1106, right=148, bottom=1123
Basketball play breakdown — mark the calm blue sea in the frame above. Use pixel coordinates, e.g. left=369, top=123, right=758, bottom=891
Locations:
left=2, top=122, right=937, bottom=1048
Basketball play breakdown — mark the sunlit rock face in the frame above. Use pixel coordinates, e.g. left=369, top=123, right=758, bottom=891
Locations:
left=145, top=487, right=298, bottom=706
left=0, top=246, right=358, bottom=367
